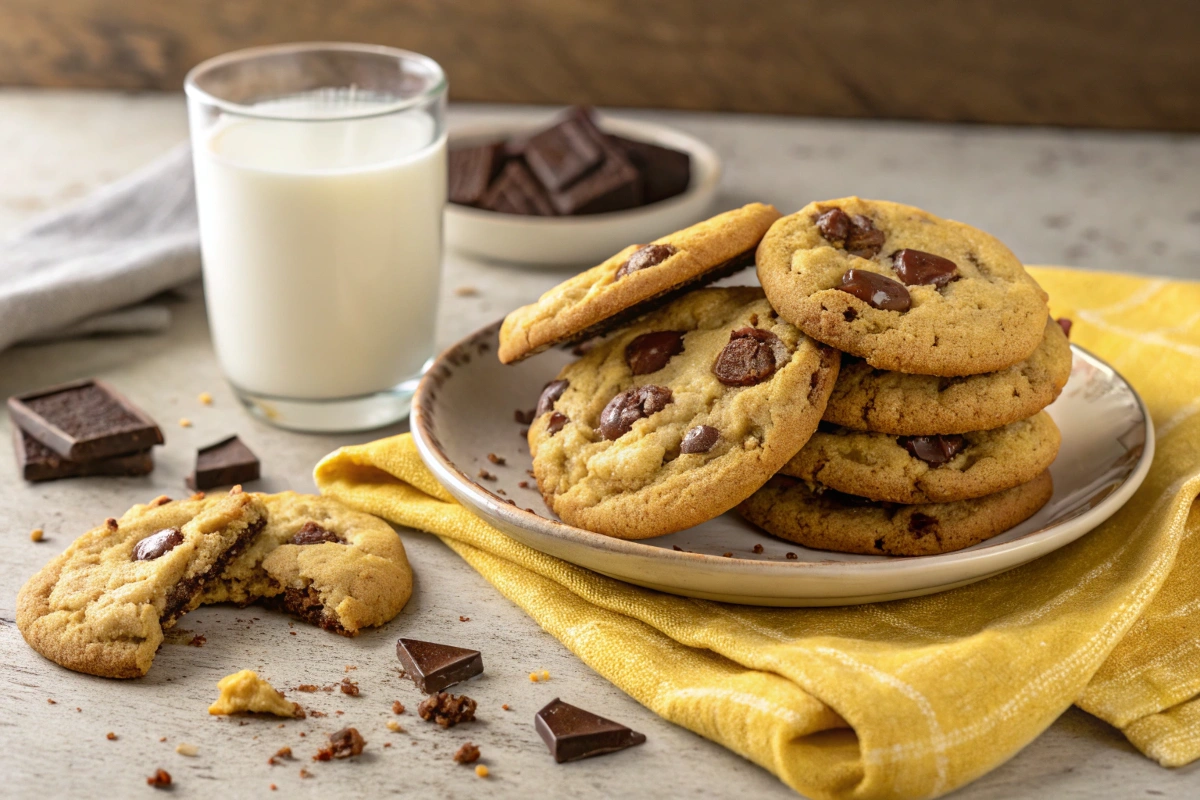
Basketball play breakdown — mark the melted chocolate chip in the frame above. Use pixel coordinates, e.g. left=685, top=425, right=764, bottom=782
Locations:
left=892, top=249, right=959, bottom=286
left=291, top=521, right=344, bottom=545
left=680, top=425, right=720, bottom=454
left=908, top=513, right=939, bottom=536
left=599, top=386, right=673, bottom=440
left=898, top=434, right=966, bottom=465
left=615, top=243, right=678, bottom=279
left=546, top=411, right=569, bottom=435
left=816, top=208, right=851, bottom=242
left=838, top=269, right=912, bottom=311
left=1057, top=317, right=1073, bottom=338
left=134, top=528, right=183, bottom=561
left=846, top=215, right=886, bottom=257
left=536, top=379, right=569, bottom=417
left=712, top=327, right=790, bottom=386
left=625, top=331, right=685, bottom=375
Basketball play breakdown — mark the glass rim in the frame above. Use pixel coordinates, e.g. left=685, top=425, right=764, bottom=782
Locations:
left=184, top=41, right=447, bottom=122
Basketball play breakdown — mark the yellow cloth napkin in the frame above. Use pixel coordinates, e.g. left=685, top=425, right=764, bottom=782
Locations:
left=314, top=267, right=1200, bottom=799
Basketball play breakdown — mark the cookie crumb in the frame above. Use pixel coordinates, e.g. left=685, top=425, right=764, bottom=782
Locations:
left=179, top=418, right=192, bottom=428
left=529, top=672, right=539, bottom=683
left=299, top=768, right=313, bottom=779
left=541, top=670, right=550, bottom=681
left=454, top=285, right=479, bottom=297
left=30, top=528, right=44, bottom=542
left=752, top=544, right=764, bottom=554
left=146, top=769, right=171, bottom=788
left=454, top=742, right=481, bottom=764
left=106, top=732, right=118, bottom=740
left=149, top=495, right=172, bottom=507
left=386, top=720, right=403, bottom=733
left=317, top=727, right=366, bottom=760
left=198, top=392, right=214, bottom=406
left=786, top=552, right=798, bottom=560
left=417, top=692, right=477, bottom=727
left=274, top=747, right=293, bottom=760
left=722, top=552, right=733, bottom=558
left=340, top=678, right=360, bottom=696
left=486, top=453, right=505, bottom=465
left=76, top=708, right=81, bottom=712
left=270, top=785, right=277, bottom=792
left=296, top=684, right=318, bottom=692
left=458, top=616, right=470, bottom=622
left=175, top=743, right=198, bottom=757
left=392, top=701, right=405, bottom=715
left=159, top=737, right=167, bottom=742
left=477, top=469, right=496, bottom=481
left=344, top=665, right=357, bottom=672
left=475, top=765, right=489, bottom=778
left=188, top=634, right=206, bottom=647
left=47, top=698, right=55, bottom=704
left=384, top=742, right=393, bottom=748
left=501, top=704, right=510, bottom=711
left=518, top=481, right=530, bottom=489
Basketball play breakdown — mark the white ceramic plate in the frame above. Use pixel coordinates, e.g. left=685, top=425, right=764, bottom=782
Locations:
left=444, top=115, right=721, bottom=266
left=412, top=323, right=1154, bottom=606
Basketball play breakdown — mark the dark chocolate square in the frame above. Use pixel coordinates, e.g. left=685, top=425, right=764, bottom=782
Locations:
left=186, top=435, right=260, bottom=491
left=7, top=379, right=163, bottom=461
left=448, top=143, right=502, bottom=206
left=12, top=426, right=153, bottom=483
left=396, top=638, right=484, bottom=694
left=523, top=119, right=604, bottom=192
left=480, top=161, right=557, bottom=216
left=610, top=135, right=691, bottom=204
left=535, top=698, right=646, bottom=763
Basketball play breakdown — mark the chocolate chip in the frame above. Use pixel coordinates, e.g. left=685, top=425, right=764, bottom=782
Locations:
left=326, top=727, right=366, bottom=758
left=1057, top=317, right=1073, bottom=338
left=712, top=327, right=790, bottom=386
left=625, top=331, right=685, bottom=375
left=599, top=385, right=673, bottom=440
left=536, top=380, right=569, bottom=417
left=816, top=208, right=851, bottom=242
left=680, top=425, right=720, bottom=454
left=846, top=215, right=886, bottom=257
left=417, top=692, right=477, bottom=728
left=908, top=513, right=938, bottom=536
left=838, top=269, right=911, bottom=311
left=134, top=528, right=183, bottom=561
left=291, top=521, right=344, bottom=546
left=898, top=434, right=966, bottom=465
left=546, top=412, right=569, bottom=435
left=892, top=249, right=959, bottom=286
left=615, top=244, right=677, bottom=279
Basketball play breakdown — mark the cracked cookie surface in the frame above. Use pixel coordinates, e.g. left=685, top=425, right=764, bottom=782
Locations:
left=738, top=470, right=1053, bottom=556
left=756, top=197, right=1049, bottom=376
left=498, top=203, right=781, bottom=363
left=16, top=489, right=266, bottom=678
left=824, top=317, right=1072, bottom=435
left=782, top=411, right=1060, bottom=504
left=529, top=287, right=839, bottom=539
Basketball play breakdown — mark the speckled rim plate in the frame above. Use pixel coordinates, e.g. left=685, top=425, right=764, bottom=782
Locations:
left=411, top=321, right=1154, bottom=606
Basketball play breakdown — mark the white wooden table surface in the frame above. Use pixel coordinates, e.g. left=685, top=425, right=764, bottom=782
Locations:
left=1, top=90, right=1197, bottom=799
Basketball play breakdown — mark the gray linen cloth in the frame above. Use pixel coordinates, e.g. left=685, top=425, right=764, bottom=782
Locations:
left=0, top=144, right=199, bottom=351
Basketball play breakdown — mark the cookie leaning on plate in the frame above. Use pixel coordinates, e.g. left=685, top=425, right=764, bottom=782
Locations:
left=528, top=287, right=840, bottom=539
left=498, top=203, right=781, bottom=363
left=198, top=492, right=412, bottom=635
left=739, top=471, right=1054, bottom=556
left=824, top=316, right=1072, bottom=435
left=756, top=197, right=1049, bottom=376
left=782, top=412, right=1060, bottom=504
left=16, top=489, right=266, bottom=678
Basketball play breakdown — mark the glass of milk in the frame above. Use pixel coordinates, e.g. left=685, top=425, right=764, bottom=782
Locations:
left=185, top=43, right=446, bottom=432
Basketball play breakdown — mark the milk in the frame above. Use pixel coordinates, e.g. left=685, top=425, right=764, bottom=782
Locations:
left=192, top=98, right=445, bottom=400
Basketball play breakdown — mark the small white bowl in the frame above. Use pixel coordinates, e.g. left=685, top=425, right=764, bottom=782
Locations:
left=444, top=114, right=721, bottom=267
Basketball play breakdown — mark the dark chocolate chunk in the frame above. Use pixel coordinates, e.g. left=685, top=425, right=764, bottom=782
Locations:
left=326, top=727, right=366, bottom=758
left=13, top=427, right=153, bottom=483
left=8, top=379, right=163, bottom=461
left=712, top=327, right=790, bottom=386
left=417, top=692, right=477, bottom=727
left=185, top=435, right=260, bottom=491
left=134, top=528, right=184, bottom=561
left=599, top=385, right=672, bottom=440
left=546, top=117, right=641, bottom=215
left=396, top=638, right=484, bottom=694
left=535, top=698, right=646, bottom=763
left=546, top=411, right=569, bottom=435
left=616, top=243, right=678, bottom=279
left=899, top=434, right=966, bottom=465
left=892, top=249, right=959, bottom=286
left=537, top=379, right=569, bottom=417
left=1057, top=317, right=1073, bottom=338
left=609, top=135, right=691, bottom=204
left=846, top=214, right=886, bottom=257
left=838, top=269, right=912, bottom=311
left=625, top=331, right=685, bottom=375
left=908, top=512, right=939, bottom=536
left=816, top=208, right=851, bottom=242
left=480, top=161, right=556, bottom=216
left=523, top=119, right=603, bottom=192
left=448, top=143, right=501, bottom=206
left=680, top=425, right=719, bottom=454
left=291, top=521, right=344, bottom=546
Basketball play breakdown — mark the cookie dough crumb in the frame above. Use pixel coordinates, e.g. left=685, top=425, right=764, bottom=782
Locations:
left=454, top=742, right=481, bottom=764
left=179, top=418, right=192, bottom=428
left=454, top=285, right=479, bottom=297
left=392, top=701, right=405, bottom=715
left=316, top=727, right=366, bottom=760
left=198, top=392, right=214, bottom=406
left=208, top=670, right=305, bottom=719
left=417, top=692, right=477, bottom=727
left=487, top=453, right=506, bottom=465
left=340, top=678, right=360, bottom=696
left=106, top=732, right=117, bottom=740
left=30, top=528, right=44, bottom=542
left=146, top=769, right=171, bottom=788
left=175, top=743, right=198, bottom=757
left=386, top=720, right=403, bottom=733
left=475, top=765, right=489, bottom=778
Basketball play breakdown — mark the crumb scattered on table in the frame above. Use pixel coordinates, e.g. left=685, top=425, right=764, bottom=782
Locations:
left=459, top=616, right=470, bottom=622
left=198, top=392, right=213, bottom=405
left=454, top=285, right=479, bottom=297
left=30, top=528, right=44, bottom=542
left=487, top=453, right=505, bottom=465
left=175, top=743, right=198, bottom=757
left=106, top=732, right=117, bottom=740
left=475, top=765, right=489, bottom=778
left=146, top=769, right=171, bottom=788
left=340, top=678, right=359, bottom=696
left=179, top=418, right=192, bottom=428
left=392, top=701, right=405, bottom=715
left=454, top=742, right=481, bottom=764
left=752, top=544, right=764, bottom=554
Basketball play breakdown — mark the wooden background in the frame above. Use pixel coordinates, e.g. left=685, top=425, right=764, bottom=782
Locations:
left=1, top=0, right=1198, bottom=131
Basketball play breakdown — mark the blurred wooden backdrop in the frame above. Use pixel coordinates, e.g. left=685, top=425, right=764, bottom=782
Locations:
left=1, top=0, right=1197, bottom=130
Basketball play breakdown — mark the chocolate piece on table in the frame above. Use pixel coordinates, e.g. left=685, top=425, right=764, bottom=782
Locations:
left=12, top=427, right=153, bottom=482
left=480, top=161, right=557, bottom=216
left=448, top=143, right=502, bottom=206
left=7, top=379, right=163, bottom=461
left=610, top=134, right=691, bottom=204
left=523, top=119, right=604, bottom=192
left=396, top=638, right=484, bottom=694
left=534, top=698, right=647, bottom=763
left=185, top=435, right=260, bottom=491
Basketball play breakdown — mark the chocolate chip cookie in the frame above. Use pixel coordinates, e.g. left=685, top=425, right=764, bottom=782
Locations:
left=498, top=203, right=781, bottom=364
left=782, top=411, right=1060, bottom=504
left=739, top=470, right=1053, bottom=556
left=199, top=492, right=413, bottom=636
left=824, top=316, right=1072, bottom=435
left=16, top=489, right=267, bottom=678
left=756, top=197, right=1049, bottom=376
left=528, top=287, right=840, bottom=539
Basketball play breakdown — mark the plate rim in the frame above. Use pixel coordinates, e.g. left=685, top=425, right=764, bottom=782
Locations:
left=412, top=320, right=1155, bottom=584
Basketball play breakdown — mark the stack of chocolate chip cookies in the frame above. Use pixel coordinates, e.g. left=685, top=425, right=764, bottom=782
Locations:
left=499, top=197, right=1069, bottom=556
